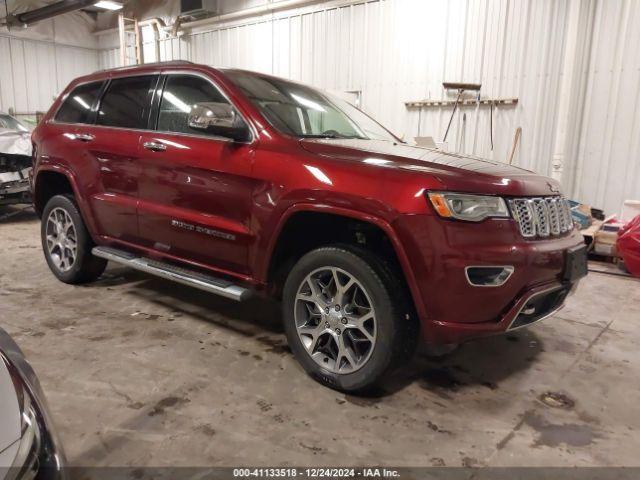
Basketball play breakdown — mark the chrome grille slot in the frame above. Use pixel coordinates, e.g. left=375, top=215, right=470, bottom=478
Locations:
left=533, top=199, right=550, bottom=237
left=509, top=196, right=573, bottom=238
left=546, top=197, right=560, bottom=235
left=560, top=199, right=573, bottom=232
left=510, top=199, right=535, bottom=237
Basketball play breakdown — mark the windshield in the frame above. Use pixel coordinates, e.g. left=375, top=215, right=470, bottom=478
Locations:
left=225, top=71, right=397, bottom=141
left=0, top=114, right=29, bottom=132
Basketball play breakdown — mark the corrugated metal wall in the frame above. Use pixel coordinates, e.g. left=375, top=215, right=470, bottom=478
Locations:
left=0, top=34, right=98, bottom=116
left=99, top=0, right=572, bottom=183
left=0, top=9, right=100, bottom=120
left=37, top=0, right=640, bottom=214
left=569, top=0, right=640, bottom=215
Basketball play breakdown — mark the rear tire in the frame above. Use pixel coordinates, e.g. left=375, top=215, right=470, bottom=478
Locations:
left=41, top=194, right=107, bottom=284
left=282, top=245, right=417, bottom=393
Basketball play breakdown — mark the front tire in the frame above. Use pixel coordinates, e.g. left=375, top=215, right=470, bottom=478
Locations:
left=283, top=245, right=417, bottom=392
left=41, top=194, right=107, bottom=284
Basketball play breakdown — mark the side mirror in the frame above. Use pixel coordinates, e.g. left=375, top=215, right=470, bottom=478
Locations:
left=188, top=103, right=250, bottom=142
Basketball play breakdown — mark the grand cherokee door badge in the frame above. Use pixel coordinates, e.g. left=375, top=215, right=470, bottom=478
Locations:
left=171, top=219, right=236, bottom=241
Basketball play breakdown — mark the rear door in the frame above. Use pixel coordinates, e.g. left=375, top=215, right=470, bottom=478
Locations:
left=86, top=74, right=159, bottom=243
left=47, top=80, right=105, bottom=231
left=137, top=72, right=256, bottom=275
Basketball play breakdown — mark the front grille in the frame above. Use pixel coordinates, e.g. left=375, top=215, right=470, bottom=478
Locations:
left=509, top=196, right=573, bottom=238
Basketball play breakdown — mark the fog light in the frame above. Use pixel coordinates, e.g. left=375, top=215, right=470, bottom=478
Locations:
left=465, top=266, right=514, bottom=287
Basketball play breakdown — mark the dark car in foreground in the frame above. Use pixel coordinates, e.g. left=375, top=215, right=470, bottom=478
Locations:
left=0, top=326, right=65, bottom=479
left=31, top=61, right=587, bottom=392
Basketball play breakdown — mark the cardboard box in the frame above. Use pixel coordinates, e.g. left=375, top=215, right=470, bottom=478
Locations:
left=593, top=229, right=618, bottom=257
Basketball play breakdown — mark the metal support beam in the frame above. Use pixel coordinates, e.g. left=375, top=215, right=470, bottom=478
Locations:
left=134, top=18, right=142, bottom=64
left=4, top=0, right=96, bottom=27
left=118, top=11, right=126, bottom=67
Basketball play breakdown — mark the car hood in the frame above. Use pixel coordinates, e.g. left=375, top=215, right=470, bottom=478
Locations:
left=300, top=138, right=563, bottom=197
left=0, top=129, right=32, bottom=156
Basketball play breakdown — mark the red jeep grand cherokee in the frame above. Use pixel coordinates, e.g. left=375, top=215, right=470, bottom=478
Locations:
left=31, top=61, right=587, bottom=392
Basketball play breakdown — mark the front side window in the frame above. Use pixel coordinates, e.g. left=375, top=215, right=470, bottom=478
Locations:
left=55, top=81, right=104, bottom=124
left=157, top=74, right=240, bottom=137
left=225, top=70, right=397, bottom=141
left=97, top=75, right=157, bottom=129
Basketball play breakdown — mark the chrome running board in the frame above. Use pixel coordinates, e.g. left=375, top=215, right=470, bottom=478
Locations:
left=92, top=246, right=252, bottom=302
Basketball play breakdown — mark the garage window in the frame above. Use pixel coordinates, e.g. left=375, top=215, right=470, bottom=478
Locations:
left=157, top=75, right=230, bottom=135
left=54, top=81, right=104, bottom=124
left=97, top=75, right=157, bottom=129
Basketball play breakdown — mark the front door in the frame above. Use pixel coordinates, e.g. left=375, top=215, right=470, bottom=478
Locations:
left=137, top=73, right=256, bottom=275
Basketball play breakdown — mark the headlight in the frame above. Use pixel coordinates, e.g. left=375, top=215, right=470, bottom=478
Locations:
left=427, top=192, right=509, bottom=222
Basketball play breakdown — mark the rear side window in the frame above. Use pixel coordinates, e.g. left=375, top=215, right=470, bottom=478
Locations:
left=97, top=75, right=157, bottom=129
left=55, top=81, right=103, bottom=124
left=157, top=75, right=229, bottom=135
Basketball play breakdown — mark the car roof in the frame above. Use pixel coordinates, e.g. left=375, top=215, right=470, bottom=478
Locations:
left=96, top=60, right=194, bottom=74
left=71, top=62, right=301, bottom=91
left=72, top=60, right=216, bottom=85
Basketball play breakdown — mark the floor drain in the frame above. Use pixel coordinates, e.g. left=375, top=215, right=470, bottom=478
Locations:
left=539, top=391, right=575, bottom=409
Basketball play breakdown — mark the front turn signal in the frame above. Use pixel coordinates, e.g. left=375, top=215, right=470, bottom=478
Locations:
left=427, top=193, right=453, bottom=218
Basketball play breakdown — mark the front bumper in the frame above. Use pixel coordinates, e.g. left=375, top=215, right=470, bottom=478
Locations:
left=0, top=178, right=31, bottom=205
left=0, top=163, right=31, bottom=206
left=394, top=214, right=586, bottom=345
left=426, top=282, right=576, bottom=344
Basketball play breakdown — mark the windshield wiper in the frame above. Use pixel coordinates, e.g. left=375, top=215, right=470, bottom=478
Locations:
left=299, top=133, right=366, bottom=140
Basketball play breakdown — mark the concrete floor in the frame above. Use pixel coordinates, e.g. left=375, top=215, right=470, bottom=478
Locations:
left=1, top=206, right=639, bottom=467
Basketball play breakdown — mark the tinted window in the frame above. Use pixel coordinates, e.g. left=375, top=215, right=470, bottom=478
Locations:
left=55, top=81, right=103, bottom=124
left=97, top=75, right=156, bottom=129
left=157, top=75, right=230, bottom=135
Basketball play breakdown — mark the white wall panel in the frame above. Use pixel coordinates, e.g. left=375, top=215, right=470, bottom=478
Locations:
left=0, top=34, right=98, bottom=115
left=1, top=0, right=635, bottom=213
left=570, top=0, right=640, bottom=214
left=95, top=0, right=570, bottom=175
left=92, top=0, right=640, bottom=213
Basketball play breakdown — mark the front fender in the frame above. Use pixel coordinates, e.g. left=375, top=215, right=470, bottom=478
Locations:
left=34, top=164, right=100, bottom=242
left=255, top=202, right=428, bottom=321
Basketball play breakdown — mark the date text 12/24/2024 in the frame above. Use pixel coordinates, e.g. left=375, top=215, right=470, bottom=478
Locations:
left=233, top=468, right=401, bottom=478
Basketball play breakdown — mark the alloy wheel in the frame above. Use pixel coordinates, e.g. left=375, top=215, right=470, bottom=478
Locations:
left=294, top=266, right=376, bottom=374
left=45, top=207, right=78, bottom=272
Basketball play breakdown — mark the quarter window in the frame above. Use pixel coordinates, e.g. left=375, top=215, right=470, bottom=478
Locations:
left=97, top=75, right=156, bottom=129
left=157, top=75, right=232, bottom=136
left=55, top=81, right=103, bottom=124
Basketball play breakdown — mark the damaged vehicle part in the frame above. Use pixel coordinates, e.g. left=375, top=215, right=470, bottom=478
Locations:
left=0, top=114, right=32, bottom=206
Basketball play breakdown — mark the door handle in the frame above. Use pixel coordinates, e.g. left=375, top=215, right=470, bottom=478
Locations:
left=143, top=141, right=167, bottom=152
left=74, top=133, right=94, bottom=142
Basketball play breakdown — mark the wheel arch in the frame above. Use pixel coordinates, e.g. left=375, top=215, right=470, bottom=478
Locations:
left=33, top=166, right=99, bottom=240
left=34, top=167, right=74, bottom=215
left=262, top=204, right=427, bottom=320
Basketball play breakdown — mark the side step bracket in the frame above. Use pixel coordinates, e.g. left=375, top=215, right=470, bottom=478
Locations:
left=92, top=246, right=252, bottom=302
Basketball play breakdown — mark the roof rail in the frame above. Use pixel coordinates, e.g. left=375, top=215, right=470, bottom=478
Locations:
left=96, top=60, right=195, bottom=73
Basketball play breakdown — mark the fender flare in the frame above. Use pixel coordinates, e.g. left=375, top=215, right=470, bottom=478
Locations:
left=260, top=203, right=427, bottom=320
left=34, top=165, right=100, bottom=240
